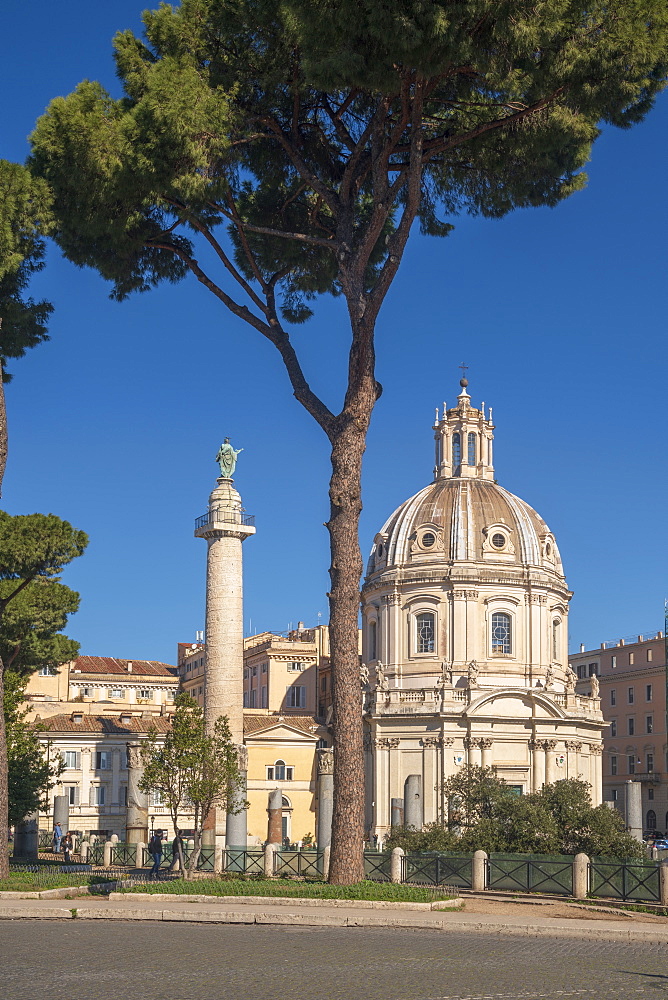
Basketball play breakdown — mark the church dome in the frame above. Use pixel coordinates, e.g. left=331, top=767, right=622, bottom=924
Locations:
left=368, top=477, right=564, bottom=580
left=366, top=382, right=564, bottom=584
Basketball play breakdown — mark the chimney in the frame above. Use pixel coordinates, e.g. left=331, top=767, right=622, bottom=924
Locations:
left=580, top=644, right=585, bottom=652
left=127, top=661, right=133, bottom=672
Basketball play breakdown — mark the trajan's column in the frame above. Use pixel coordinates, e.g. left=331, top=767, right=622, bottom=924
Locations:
left=195, top=438, right=255, bottom=847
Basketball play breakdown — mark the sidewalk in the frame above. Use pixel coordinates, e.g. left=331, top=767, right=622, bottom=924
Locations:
left=0, top=893, right=667, bottom=942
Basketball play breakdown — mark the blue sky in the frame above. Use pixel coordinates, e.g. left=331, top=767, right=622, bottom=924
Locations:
left=2, top=1, right=667, bottom=664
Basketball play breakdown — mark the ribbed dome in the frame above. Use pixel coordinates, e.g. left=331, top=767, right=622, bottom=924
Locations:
left=368, top=478, right=564, bottom=579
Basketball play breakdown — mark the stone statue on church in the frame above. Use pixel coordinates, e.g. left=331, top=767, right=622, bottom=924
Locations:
left=360, top=662, right=370, bottom=689
left=590, top=673, right=599, bottom=699
left=544, top=664, right=554, bottom=689
left=216, top=437, right=243, bottom=478
left=375, top=661, right=388, bottom=691
left=565, top=668, right=576, bottom=694
left=467, top=660, right=479, bottom=686
left=440, top=660, right=452, bottom=686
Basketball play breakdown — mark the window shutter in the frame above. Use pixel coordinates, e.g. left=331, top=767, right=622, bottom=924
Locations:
left=76, top=752, right=81, bottom=770
left=89, top=785, right=95, bottom=807
left=73, top=786, right=80, bottom=806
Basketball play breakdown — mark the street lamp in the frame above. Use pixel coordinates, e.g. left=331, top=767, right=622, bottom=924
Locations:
left=150, top=814, right=155, bottom=835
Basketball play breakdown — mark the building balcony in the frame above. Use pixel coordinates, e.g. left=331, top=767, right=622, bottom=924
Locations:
left=631, top=772, right=662, bottom=783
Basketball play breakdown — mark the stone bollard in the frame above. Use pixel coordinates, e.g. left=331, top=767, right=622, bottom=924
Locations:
left=264, top=842, right=277, bottom=878
left=472, top=850, right=488, bottom=891
left=214, top=844, right=224, bottom=875
left=660, top=863, right=668, bottom=906
left=103, top=840, right=113, bottom=868
left=110, top=833, right=119, bottom=844
left=391, top=847, right=404, bottom=884
left=80, top=841, right=89, bottom=863
left=322, top=845, right=331, bottom=880
left=136, top=842, right=146, bottom=868
left=573, top=852, right=589, bottom=899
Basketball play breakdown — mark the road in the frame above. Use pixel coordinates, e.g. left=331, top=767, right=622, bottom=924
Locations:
left=1, top=922, right=666, bottom=999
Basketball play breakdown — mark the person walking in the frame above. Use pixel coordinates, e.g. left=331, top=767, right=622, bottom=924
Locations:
left=148, top=829, right=164, bottom=877
left=61, top=832, right=72, bottom=863
left=52, top=822, right=62, bottom=854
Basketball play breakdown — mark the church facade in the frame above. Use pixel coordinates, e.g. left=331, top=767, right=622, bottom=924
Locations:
left=361, top=380, right=605, bottom=838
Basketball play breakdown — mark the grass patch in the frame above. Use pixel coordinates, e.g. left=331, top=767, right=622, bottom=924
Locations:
left=0, top=872, right=109, bottom=892
left=118, top=878, right=454, bottom=903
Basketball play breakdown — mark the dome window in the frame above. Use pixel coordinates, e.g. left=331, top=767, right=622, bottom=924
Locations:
left=452, top=433, right=461, bottom=471
left=491, top=612, right=512, bottom=654
left=467, top=432, right=476, bottom=466
left=491, top=532, right=506, bottom=549
left=415, top=612, right=436, bottom=654
left=421, top=531, right=436, bottom=548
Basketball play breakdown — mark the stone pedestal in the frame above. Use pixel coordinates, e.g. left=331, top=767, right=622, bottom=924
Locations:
left=13, top=812, right=38, bottom=859
left=125, top=742, right=149, bottom=844
left=316, top=748, right=334, bottom=849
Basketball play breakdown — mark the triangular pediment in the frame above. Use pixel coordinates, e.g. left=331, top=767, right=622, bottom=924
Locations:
left=244, top=722, right=319, bottom=742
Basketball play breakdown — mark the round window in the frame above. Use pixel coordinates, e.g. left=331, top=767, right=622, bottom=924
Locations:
left=491, top=533, right=506, bottom=549
left=422, top=531, right=436, bottom=548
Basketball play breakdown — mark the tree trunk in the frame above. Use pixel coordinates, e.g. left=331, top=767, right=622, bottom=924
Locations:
left=326, top=398, right=373, bottom=884
left=0, top=657, right=8, bottom=877
left=187, top=828, right=202, bottom=880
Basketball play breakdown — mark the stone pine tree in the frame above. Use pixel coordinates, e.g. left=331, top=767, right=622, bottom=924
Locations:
left=29, top=1, right=668, bottom=883
left=0, top=512, right=87, bottom=875
left=139, top=694, right=245, bottom=879
left=0, top=161, right=53, bottom=488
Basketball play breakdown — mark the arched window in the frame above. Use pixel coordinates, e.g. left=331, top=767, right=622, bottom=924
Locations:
left=491, top=612, right=512, bottom=654
left=274, top=759, right=286, bottom=780
left=646, top=809, right=656, bottom=830
left=552, top=620, right=559, bottom=661
left=415, top=612, right=435, bottom=654
left=369, top=620, right=377, bottom=661
left=452, top=433, right=461, bottom=471
left=467, top=432, right=476, bottom=466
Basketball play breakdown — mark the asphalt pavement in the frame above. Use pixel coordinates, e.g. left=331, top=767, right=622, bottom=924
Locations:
left=1, top=921, right=666, bottom=1000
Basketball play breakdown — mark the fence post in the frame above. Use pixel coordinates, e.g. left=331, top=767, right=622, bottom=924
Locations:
left=214, top=844, right=224, bottom=875
left=80, top=840, right=89, bottom=863
left=472, top=850, right=487, bottom=891
left=391, top=847, right=404, bottom=884
left=660, top=863, right=668, bottom=906
left=322, top=845, right=331, bottom=880
left=264, top=842, right=277, bottom=878
left=135, top=842, right=145, bottom=868
left=103, top=840, right=113, bottom=867
left=573, top=852, right=589, bottom=899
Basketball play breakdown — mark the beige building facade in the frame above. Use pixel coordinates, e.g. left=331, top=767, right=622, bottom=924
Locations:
left=569, top=632, right=667, bottom=837
left=362, top=381, right=605, bottom=837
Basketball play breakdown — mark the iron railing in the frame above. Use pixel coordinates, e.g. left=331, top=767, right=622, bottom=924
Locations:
left=363, top=852, right=392, bottom=882
left=224, top=848, right=265, bottom=875
left=195, top=510, right=255, bottom=531
left=589, top=859, right=661, bottom=902
left=403, top=853, right=473, bottom=888
left=487, top=854, right=574, bottom=896
left=274, top=850, right=324, bottom=877
left=110, top=843, right=138, bottom=866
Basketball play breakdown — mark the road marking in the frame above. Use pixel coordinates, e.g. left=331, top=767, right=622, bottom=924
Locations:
left=417, top=989, right=648, bottom=1000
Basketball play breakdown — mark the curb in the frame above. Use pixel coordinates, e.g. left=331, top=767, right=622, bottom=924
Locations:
left=107, top=892, right=461, bottom=911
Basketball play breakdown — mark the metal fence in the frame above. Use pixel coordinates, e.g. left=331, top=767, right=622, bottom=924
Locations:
left=110, top=843, right=138, bottom=866
left=403, top=853, right=473, bottom=888
left=275, top=850, right=324, bottom=877
left=487, top=854, right=574, bottom=896
left=589, top=859, right=662, bottom=902
left=363, top=852, right=392, bottom=882
left=224, top=849, right=265, bottom=875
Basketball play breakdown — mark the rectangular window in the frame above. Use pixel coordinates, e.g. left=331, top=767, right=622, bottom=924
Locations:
left=260, top=686, right=267, bottom=708
left=418, top=612, right=437, bottom=654
left=252, top=666, right=257, bottom=676
left=628, top=687, right=634, bottom=704
left=288, top=661, right=304, bottom=672
left=610, top=720, right=617, bottom=737
left=95, top=751, right=112, bottom=770
left=64, top=785, right=79, bottom=806
left=285, top=766, right=294, bottom=781
left=109, top=688, right=124, bottom=699
left=249, top=689, right=256, bottom=708
left=286, top=685, right=306, bottom=709
left=611, top=789, right=618, bottom=801
left=266, top=766, right=274, bottom=780
left=647, top=649, right=653, bottom=662
left=139, top=688, right=151, bottom=699
left=629, top=652, right=634, bottom=665
left=148, top=789, right=163, bottom=807
left=610, top=689, right=616, bottom=706
left=121, top=785, right=128, bottom=806
left=588, top=663, right=598, bottom=676
left=610, top=755, right=617, bottom=776
left=646, top=715, right=653, bottom=734
left=64, top=751, right=80, bottom=770
left=90, top=785, right=106, bottom=806
left=628, top=755, right=635, bottom=775
left=648, top=787, right=654, bottom=800
left=320, top=677, right=327, bottom=691
left=39, top=665, right=58, bottom=676
left=611, top=655, right=617, bottom=668
left=628, top=718, right=635, bottom=736
left=577, top=664, right=587, bottom=679
left=647, top=753, right=654, bottom=773
left=262, top=663, right=267, bottom=673
left=243, top=692, right=248, bottom=707
left=646, top=684, right=652, bottom=702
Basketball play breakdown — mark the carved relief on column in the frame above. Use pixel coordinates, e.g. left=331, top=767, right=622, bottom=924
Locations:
left=422, top=736, right=455, bottom=748
left=478, top=737, right=493, bottom=767
left=374, top=737, right=400, bottom=749
left=317, top=748, right=334, bottom=774
left=236, top=744, right=249, bottom=772
left=543, top=739, right=558, bottom=784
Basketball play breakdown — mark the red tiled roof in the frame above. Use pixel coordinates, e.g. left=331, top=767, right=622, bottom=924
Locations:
left=38, top=714, right=172, bottom=735
left=71, top=656, right=177, bottom=678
